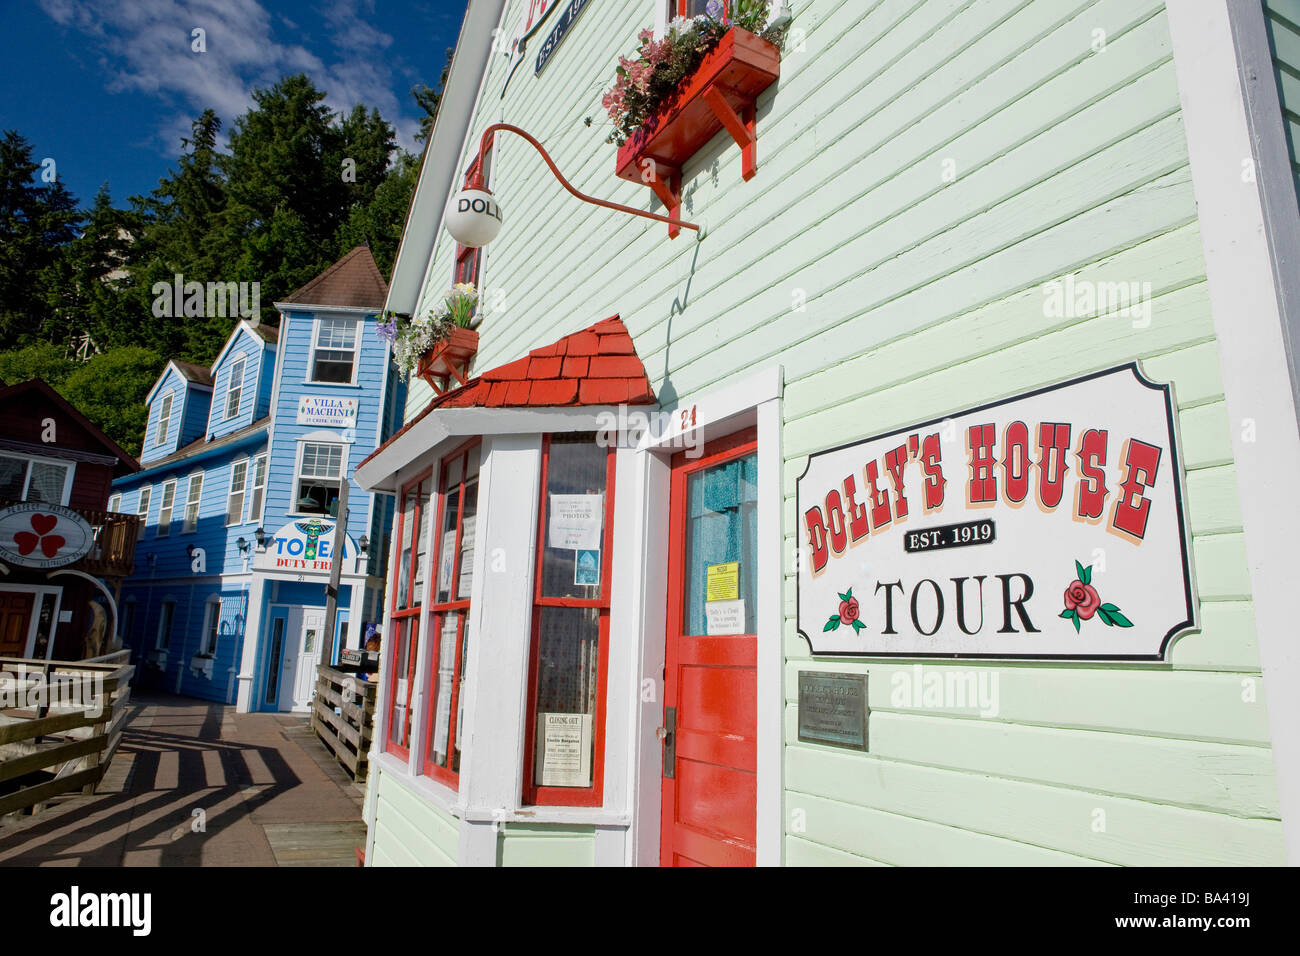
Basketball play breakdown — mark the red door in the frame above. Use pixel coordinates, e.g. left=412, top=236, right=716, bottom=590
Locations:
left=0, top=591, right=34, bottom=657
left=661, top=429, right=758, bottom=867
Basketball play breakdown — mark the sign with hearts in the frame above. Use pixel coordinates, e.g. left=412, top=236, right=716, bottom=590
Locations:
left=0, top=503, right=95, bottom=569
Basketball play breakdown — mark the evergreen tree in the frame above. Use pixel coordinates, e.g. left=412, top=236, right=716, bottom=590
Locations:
left=0, top=131, right=82, bottom=347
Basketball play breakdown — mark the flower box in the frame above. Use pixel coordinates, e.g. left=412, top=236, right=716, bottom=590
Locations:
left=615, top=27, right=780, bottom=237
left=417, top=327, right=480, bottom=394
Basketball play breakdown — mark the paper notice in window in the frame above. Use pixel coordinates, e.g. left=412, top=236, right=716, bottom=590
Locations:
left=706, top=599, right=746, bottom=635
left=432, top=616, right=458, bottom=757
left=438, top=529, right=456, bottom=594
left=547, top=494, right=603, bottom=550
left=457, top=522, right=475, bottom=599
left=536, top=712, right=592, bottom=787
left=706, top=562, right=740, bottom=602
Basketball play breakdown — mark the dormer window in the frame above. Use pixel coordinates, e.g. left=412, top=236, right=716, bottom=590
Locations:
left=309, top=318, right=359, bottom=384
left=225, top=356, right=246, bottom=419
left=156, top=392, right=173, bottom=446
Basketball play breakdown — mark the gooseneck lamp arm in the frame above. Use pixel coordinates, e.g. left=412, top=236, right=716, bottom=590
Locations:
left=469, top=123, right=702, bottom=237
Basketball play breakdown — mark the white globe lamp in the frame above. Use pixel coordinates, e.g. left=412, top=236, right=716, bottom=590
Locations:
left=445, top=186, right=503, bottom=248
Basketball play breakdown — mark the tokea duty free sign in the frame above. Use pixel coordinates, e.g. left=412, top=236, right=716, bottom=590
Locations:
left=795, top=365, right=1197, bottom=660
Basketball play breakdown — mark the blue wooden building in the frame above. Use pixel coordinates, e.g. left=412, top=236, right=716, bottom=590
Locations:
left=110, top=247, right=404, bottom=711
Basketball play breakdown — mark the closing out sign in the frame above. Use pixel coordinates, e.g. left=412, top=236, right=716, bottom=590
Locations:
left=795, top=365, right=1196, bottom=660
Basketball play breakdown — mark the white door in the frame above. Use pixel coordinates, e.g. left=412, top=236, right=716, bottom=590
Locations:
left=291, top=607, right=325, bottom=712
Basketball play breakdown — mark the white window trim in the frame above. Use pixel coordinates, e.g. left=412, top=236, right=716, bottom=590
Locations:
left=156, top=391, right=174, bottom=447
left=182, top=471, right=204, bottom=533
left=157, top=479, right=177, bottom=538
left=137, top=484, right=152, bottom=523
left=0, top=451, right=76, bottom=506
left=108, top=492, right=122, bottom=513
left=290, top=440, right=346, bottom=517
left=200, top=597, right=222, bottom=657
left=227, top=458, right=250, bottom=527
left=304, top=315, right=362, bottom=387
left=155, top=599, right=176, bottom=651
left=247, top=453, right=269, bottom=526
left=224, top=356, right=247, bottom=421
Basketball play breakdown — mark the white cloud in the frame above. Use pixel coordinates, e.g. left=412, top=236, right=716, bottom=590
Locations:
left=38, top=0, right=421, bottom=156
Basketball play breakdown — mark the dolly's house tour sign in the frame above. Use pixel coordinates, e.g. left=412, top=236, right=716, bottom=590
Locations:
left=796, top=365, right=1196, bottom=660
left=0, top=503, right=95, bottom=570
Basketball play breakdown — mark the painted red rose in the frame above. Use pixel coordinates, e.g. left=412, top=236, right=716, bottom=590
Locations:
left=1063, top=580, right=1101, bottom=620
left=838, top=597, right=860, bottom=623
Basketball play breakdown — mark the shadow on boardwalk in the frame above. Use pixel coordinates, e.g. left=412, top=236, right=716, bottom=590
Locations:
left=0, top=693, right=366, bottom=867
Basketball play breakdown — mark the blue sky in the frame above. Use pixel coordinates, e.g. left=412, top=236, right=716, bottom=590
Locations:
left=0, top=0, right=469, bottom=209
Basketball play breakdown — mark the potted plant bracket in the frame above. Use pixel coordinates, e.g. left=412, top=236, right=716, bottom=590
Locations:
left=615, top=27, right=780, bottom=238
left=417, top=327, right=480, bottom=394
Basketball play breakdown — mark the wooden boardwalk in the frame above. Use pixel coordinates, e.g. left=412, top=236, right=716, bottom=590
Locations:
left=0, top=694, right=367, bottom=867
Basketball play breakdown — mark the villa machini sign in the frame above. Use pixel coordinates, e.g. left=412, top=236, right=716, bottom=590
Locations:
left=297, top=395, right=358, bottom=427
left=795, top=364, right=1197, bottom=661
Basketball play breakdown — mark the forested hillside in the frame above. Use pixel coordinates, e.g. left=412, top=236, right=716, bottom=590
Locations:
left=0, top=65, right=448, bottom=457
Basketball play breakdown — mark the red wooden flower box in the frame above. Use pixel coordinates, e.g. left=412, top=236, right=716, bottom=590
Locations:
left=417, top=327, right=479, bottom=394
left=615, top=27, right=780, bottom=237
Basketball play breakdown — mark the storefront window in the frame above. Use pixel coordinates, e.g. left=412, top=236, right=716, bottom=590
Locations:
left=385, top=470, right=431, bottom=758
left=523, top=433, right=615, bottom=806
left=422, top=441, right=479, bottom=786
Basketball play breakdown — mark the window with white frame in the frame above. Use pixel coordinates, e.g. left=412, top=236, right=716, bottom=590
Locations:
left=0, top=453, right=72, bottom=505
left=108, top=492, right=122, bottom=513
left=183, top=472, right=203, bottom=533
left=156, top=600, right=175, bottom=649
left=227, top=460, right=248, bottom=525
left=309, top=318, right=358, bottom=384
left=224, top=356, right=246, bottom=419
left=156, top=391, right=174, bottom=445
left=200, top=598, right=221, bottom=656
left=137, top=485, right=152, bottom=523
left=295, top=442, right=343, bottom=516
left=247, top=454, right=267, bottom=524
left=158, top=479, right=177, bottom=537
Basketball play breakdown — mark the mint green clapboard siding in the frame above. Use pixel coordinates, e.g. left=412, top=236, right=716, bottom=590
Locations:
left=393, top=0, right=1283, bottom=865
left=497, top=824, right=596, bottom=866
left=370, top=768, right=458, bottom=866
left=1265, top=0, right=1300, bottom=202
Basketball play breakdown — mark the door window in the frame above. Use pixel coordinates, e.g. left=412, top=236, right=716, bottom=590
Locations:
left=683, top=452, right=758, bottom=635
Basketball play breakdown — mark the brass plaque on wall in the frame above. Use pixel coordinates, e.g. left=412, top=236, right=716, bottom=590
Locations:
left=797, top=671, right=868, bottom=751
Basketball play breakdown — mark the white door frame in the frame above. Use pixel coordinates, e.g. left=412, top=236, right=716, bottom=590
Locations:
left=263, top=604, right=296, bottom=712
left=625, top=365, right=784, bottom=867
left=0, top=583, right=63, bottom=660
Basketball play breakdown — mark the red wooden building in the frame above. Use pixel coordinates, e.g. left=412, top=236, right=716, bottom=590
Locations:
left=0, top=379, right=140, bottom=660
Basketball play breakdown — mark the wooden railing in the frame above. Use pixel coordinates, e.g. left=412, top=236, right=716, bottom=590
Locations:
left=311, top=664, right=377, bottom=785
left=0, top=500, right=140, bottom=579
left=0, top=651, right=134, bottom=818
left=80, top=509, right=141, bottom=579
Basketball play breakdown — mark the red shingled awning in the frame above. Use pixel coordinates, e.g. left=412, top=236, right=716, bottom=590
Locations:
left=360, top=315, right=655, bottom=471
